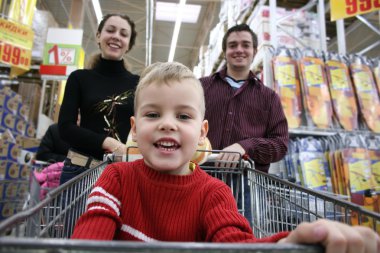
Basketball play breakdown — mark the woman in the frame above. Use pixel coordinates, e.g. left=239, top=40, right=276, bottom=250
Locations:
left=58, top=13, right=139, bottom=184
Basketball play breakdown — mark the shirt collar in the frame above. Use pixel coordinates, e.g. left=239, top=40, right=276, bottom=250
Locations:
left=214, top=67, right=262, bottom=87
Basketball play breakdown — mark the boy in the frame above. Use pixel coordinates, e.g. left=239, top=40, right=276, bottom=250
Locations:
left=72, top=62, right=379, bottom=252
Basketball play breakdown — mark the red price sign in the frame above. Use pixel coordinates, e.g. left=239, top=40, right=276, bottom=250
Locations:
left=331, top=0, right=380, bottom=21
left=0, top=41, right=31, bottom=70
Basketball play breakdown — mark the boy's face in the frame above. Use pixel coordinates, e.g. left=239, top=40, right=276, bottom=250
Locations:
left=131, top=80, right=208, bottom=175
left=225, top=31, right=256, bottom=71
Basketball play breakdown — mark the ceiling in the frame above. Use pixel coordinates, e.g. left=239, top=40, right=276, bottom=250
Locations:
left=36, top=0, right=221, bottom=75
left=35, top=0, right=379, bottom=76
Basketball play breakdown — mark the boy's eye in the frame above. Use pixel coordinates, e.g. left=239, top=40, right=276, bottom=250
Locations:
left=146, top=112, right=159, bottom=118
left=178, top=114, right=191, bottom=120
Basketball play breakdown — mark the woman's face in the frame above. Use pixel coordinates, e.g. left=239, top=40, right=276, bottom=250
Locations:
left=96, top=16, right=132, bottom=60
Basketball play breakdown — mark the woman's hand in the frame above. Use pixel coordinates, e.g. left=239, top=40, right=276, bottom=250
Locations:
left=102, top=137, right=126, bottom=155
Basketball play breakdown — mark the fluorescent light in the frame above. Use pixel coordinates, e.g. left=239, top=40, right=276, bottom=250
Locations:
left=156, top=2, right=201, bottom=23
left=92, top=0, right=103, bottom=24
left=168, top=0, right=186, bottom=62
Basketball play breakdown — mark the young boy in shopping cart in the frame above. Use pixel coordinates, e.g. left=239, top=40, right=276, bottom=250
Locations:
left=71, top=62, right=380, bottom=252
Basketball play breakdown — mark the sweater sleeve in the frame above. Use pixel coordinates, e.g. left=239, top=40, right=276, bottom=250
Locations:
left=71, top=164, right=123, bottom=240
left=202, top=184, right=289, bottom=243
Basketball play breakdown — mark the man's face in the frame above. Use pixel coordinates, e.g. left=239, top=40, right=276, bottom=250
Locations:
left=225, top=31, right=256, bottom=71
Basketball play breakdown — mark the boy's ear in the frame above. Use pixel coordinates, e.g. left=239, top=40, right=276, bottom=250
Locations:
left=130, top=116, right=137, bottom=142
left=198, top=120, right=209, bottom=146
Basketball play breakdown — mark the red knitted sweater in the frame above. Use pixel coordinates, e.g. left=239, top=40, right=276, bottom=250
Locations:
left=71, top=159, right=289, bottom=242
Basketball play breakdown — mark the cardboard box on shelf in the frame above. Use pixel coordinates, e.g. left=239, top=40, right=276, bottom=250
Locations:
left=0, top=141, right=21, bottom=162
left=25, top=123, right=36, bottom=138
left=0, top=88, right=22, bottom=115
left=18, top=136, right=40, bottom=152
left=1, top=111, right=16, bottom=131
left=17, top=103, right=30, bottom=122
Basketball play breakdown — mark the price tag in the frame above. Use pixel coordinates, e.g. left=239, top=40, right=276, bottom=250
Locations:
left=43, top=43, right=81, bottom=66
left=331, top=0, right=380, bottom=21
left=0, top=18, right=34, bottom=70
left=0, top=41, right=31, bottom=70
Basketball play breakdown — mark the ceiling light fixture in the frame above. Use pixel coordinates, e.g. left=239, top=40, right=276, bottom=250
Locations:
left=156, top=1, right=201, bottom=23
left=92, top=0, right=103, bottom=24
left=168, top=0, right=186, bottom=62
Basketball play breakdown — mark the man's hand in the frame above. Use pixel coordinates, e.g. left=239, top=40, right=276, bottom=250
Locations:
left=215, top=143, right=246, bottom=168
left=278, top=219, right=380, bottom=253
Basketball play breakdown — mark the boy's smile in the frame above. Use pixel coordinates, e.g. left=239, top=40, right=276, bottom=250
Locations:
left=154, top=138, right=180, bottom=152
left=131, top=79, right=208, bottom=175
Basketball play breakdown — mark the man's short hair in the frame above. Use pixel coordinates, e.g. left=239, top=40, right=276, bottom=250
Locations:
left=134, top=62, right=206, bottom=118
left=222, top=24, right=258, bottom=52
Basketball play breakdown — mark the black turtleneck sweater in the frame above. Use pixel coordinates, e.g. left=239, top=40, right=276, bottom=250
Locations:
left=58, top=58, right=139, bottom=160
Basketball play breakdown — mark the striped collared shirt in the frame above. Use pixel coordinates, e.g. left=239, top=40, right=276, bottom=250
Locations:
left=200, top=68, right=289, bottom=172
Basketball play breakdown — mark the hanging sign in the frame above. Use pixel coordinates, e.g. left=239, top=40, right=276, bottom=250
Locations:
left=40, top=28, right=84, bottom=77
left=8, top=0, right=37, bottom=27
left=331, top=0, right=380, bottom=21
left=0, top=18, right=34, bottom=70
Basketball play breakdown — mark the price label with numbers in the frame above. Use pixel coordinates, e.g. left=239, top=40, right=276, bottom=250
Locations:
left=43, top=43, right=81, bottom=66
left=0, top=18, right=34, bottom=70
left=0, top=41, right=31, bottom=70
left=331, top=0, right=380, bottom=21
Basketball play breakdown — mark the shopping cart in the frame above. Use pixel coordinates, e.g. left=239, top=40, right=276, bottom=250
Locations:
left=0, top=150, right=379, bottom=253
left=0, top=160, right=109, bottom=239
left=200, top=151, right=380, bottom=237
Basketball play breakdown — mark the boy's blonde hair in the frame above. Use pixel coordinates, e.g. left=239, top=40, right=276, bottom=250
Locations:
left=134, top=62, right=205, bottom=118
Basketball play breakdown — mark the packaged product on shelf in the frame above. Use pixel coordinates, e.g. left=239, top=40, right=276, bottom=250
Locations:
left=298, top=48, right=333, bottom=129
left=0, top=110, right=16, bottom=132
left=271, top=46, right=303, bottom=128
left=371, top=58, right=380, bottom=95
left=324, top=52, right=359, bottom=131
left=0, top=87, right=22, bottom=115
left=349, top=55, right=380, bottom=133
left=296, top=137, right=332, bottom=192
left=0, top=140, right=21, bottom=162
left=16, top=103, right=30, bottom=122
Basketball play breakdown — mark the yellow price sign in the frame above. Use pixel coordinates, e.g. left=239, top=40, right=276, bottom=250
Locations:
left=0, top=41, right=31, bottom=70
left=331, top=0, right=380, bottom=21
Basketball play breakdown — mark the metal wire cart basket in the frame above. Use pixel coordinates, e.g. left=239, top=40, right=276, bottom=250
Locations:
left=0, top=150, right=379, bottom=253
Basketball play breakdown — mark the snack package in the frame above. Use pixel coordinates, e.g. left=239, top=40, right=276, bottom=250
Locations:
left=272, top=47, right=303, bottom=128
left=325, top=53, right=358, bottom=131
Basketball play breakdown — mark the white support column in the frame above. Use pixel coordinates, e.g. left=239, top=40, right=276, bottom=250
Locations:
left=336, top=19, right=346, bottom=55
left=317, top=0, right=327, bottom=52
left=269, top=0, right=277, bottom=49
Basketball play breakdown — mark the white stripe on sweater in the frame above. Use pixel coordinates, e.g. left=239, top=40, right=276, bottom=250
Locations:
left=91, top=186, right=121, bottom=206
left=86, top=196, right=120, bottom=216
left=87, top=206, right=108, bottom=212
left=121, top=224, right=157, bottom=242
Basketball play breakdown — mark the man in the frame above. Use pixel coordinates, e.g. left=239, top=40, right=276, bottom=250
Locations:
left=200, top=23, right=288, bottom=173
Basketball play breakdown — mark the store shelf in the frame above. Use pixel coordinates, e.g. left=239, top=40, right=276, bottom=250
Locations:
left=289, top=126, right=378, bottom=137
